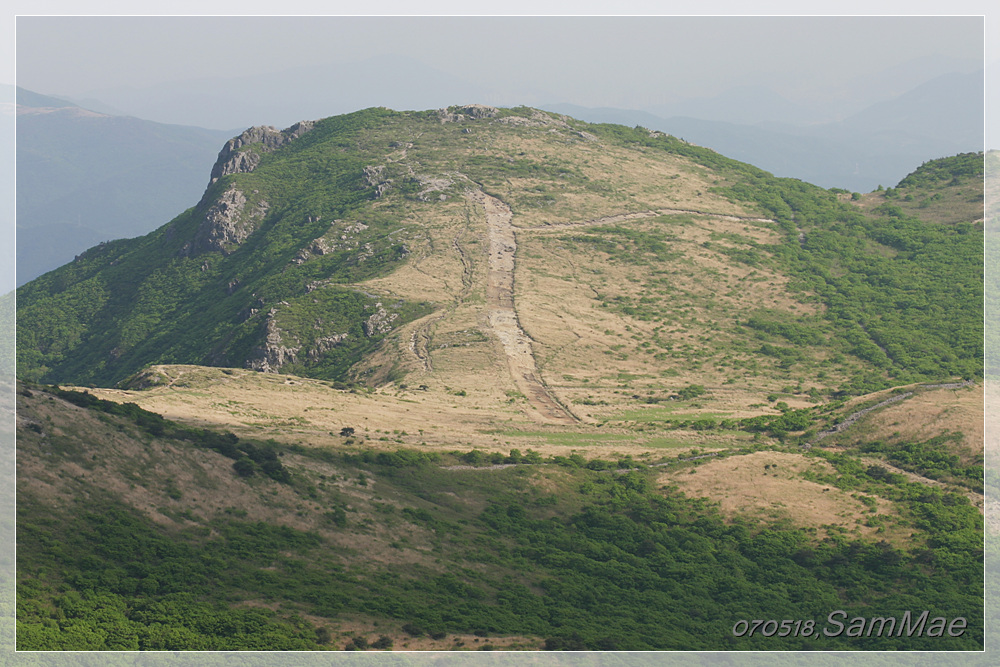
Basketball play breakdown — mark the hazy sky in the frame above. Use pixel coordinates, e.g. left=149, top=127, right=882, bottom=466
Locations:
left=12, top=14, right=985, bottom=116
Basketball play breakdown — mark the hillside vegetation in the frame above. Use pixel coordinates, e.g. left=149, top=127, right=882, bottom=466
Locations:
left=14, top=107, right=984, bottom=651
left=16, top=382, right=983, bottom=650
left=17, top=107, right=982, bottom=403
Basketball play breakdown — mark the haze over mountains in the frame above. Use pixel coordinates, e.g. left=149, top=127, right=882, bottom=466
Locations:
left=54, top=52, right=984, bottom=134
left=13, top=87, right=235, bottom=286
left=544, top=69, right=984, bottom=193
left=12, top=53, right=982, bottom=289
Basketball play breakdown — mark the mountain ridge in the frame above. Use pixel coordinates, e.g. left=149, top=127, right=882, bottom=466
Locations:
left=16, top=106, right=983, bottom=427
left=15, top=88, right=237, bottom=285
left=542, top=70, right=983, bottom=192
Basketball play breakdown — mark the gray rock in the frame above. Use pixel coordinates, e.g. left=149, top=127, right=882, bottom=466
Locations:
left=188, top=186, right=270, bottom=255
left=207, top=120, right=315, bottom=186
left=363, top=302, right=398, bottom=337
left=306, top=333, right=350, bottom=361
left=363, top=164, right=392, bottom=197
left=437, top=104, right=498, bottom=123
left=246, top=312, right=300, bottom=373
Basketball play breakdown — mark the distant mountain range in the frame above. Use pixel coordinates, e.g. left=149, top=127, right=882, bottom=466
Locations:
left=64, top=54, right=490, bottom=132
left=542, top=70, right=984, bottom=193
left=15, top=88, right=234, bottom=285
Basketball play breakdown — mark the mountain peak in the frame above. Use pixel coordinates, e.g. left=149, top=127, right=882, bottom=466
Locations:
left=208, top=120, right=316, bottom=187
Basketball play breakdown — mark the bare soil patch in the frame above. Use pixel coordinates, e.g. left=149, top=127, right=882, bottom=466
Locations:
left=851, top=383, right=983, bottom=462
left=473, top=188, right=576, bottom=424
left=659, top=451, right=909, bottom=544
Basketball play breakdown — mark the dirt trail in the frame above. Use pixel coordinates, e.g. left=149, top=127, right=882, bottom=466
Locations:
left=816, top=392, right=914, bottom=439
left=523, top=207, right=775, bottom=232
left=470, top=189, right=577, bottom=425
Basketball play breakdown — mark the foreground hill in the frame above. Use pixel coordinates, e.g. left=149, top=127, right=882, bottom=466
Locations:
left=16, top=380, right=984, bottom=650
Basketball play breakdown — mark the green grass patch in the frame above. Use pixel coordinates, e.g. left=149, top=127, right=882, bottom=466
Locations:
left=501, top=431, right=637, bottom=447
left=615, top=408, right=732, bottom=423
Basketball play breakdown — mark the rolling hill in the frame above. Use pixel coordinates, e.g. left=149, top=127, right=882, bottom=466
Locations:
left=14, top=377, right=985, bottom=650
left=14, top=106, right=985, bottom=651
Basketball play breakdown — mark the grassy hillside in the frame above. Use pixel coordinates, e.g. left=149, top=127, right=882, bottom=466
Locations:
left=16, top=382, right=983, bottom=650
left=14, top=108, right=984, bottom=652
left=16, top=108, right=982, bottom=403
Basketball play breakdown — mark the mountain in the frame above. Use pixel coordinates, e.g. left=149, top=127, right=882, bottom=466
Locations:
left=831, top=70, right=983, bottom=144
left=15, top=87, right=235, bottom=286
left=14, top=88, right=80, bottom=109
left=16, top=106, right=982, bottom=394
left=648, top=85, right=814, bottom=126
left=13, top=107, right=984, bottom=650
left=543, top=71, right=984, bottom=192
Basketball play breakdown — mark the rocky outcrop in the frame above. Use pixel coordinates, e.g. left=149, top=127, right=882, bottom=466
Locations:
left=246, top=311, right=301, bottom=373
left=363, top=165, right=392, bottom=198
left=306, top=334, right=350, bottom=361
left=363, top=302, right=398, bottom=337
left=459, top=104, right=498, bottom=119
left=246, top=308, right=350, bottom=372
left=293, top=221, right=371, bottom=265
left=437, top=104, right=498, bottom=123
left=207, top=121, right=315, bottom=187
left=183, top=186, right=270, bottom=256
left=496, top=109, right=575, bottom=131
left=413, top=174, right=455, bottom=201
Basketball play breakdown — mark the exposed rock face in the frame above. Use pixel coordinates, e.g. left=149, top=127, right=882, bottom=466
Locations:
left=208, top=121, right=315, bottom=186
left=497, top=108, right=570, bottom=129
left=458, top=104, right=498, bottom=119
left=184, top=186, right=270, bottom=255
left=363, top=164, right=392, bottom=198
left=181, top=120, right=314, bottom=256
left=437, top=104, right=498, bottom=123
left=310, top=238, right=334, bottom=256
left=306, top=334, right=349, bottom=361
left=363, top=302, right=399, bottom=337
left=246, top=307, right=350, bottom=372
left=413, top=174, right=454, bottom=201
left=246, top=311, right=301, bottom=373
left=294, top=221, right=372, bottom=265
